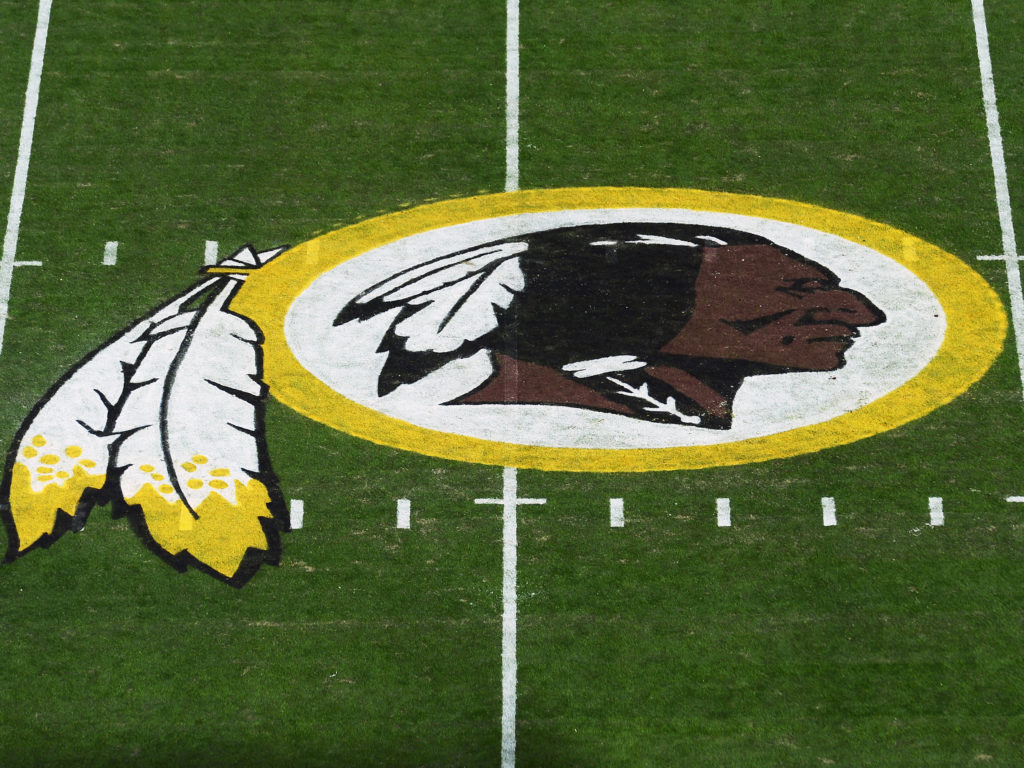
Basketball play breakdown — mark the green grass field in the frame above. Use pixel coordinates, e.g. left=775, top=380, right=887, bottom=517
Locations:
left=2, top=2, right=1024, bottom=766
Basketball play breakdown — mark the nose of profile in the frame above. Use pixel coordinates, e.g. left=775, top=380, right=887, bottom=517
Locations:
left=829, top=288, right=885, bottom=327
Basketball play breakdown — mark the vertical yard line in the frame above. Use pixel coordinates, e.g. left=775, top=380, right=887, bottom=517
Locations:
left=500, top=466, right=519, bottom=768
left=0, top=0, right=53, bottom=361
left=502, top=1, right=521, bottom=763
left=505, top=0, right=520, bottom=192
left=971, top=0, right=1024, bottom=395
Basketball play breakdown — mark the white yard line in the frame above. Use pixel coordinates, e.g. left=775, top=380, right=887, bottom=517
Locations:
left=103, top=240, right=118, bottom=266
left=289, top=499, right=305, bottom=530
left=476, top=467, right=545, bottom=768
left=822, top=497, right=837, bottom=527
left=609, top=497, right=625, bottom=527
left=396, top=498, right=411, bottom=529
left=928, top=497, right=944, bottom=527
left=971, top=0, right=1024, bottom=395
left=716, top=497, right=731, bottom=528
left=505, top=0, right=520, bottom=192
left=0, top=0, right=53, bottom=361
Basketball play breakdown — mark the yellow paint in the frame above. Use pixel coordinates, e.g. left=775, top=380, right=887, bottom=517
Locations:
left=37, top=467, right=53, bottom=475
left=210, top=468, right=230, bottom=477
left=181, top=462, right=197, bottom=473
left=192, top=455, right=208, bottom=464
left=233, top=187, right=1008, bottom=472
left=65, top=446, right=82, bottom=458
left=22, top=446, right=37, bottom=458
left=8, top=462, right=106, bottom=550
left=209, top=479, right=229, bottom=490
left=127, top=479, right=274, bottom=578
left=31, top=435, right=46, bottom=447
left=40, top=454, right=60, bottom=465
left=186, top=478, right=204, bottom=490
left=80, top=459, right=97, bottom=468
left=139, top=464, right=155, bottom=473
left=158, top=484, right=174, bottom=494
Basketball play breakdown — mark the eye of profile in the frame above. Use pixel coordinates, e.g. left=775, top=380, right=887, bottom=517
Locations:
left=778, top=277, right=835, bottom=297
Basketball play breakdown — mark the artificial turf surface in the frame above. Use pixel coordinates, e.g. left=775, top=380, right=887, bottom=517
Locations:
left=2, top=1, right=1024, bottom=765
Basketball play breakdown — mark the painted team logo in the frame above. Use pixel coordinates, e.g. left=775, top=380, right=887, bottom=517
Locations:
left=237, top=187, right=1006, bottom=471
left=0, top=188, right=1007, bottom=584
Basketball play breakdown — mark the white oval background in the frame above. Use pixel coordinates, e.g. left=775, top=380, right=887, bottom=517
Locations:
left=284, top=208, right=946, bottom=449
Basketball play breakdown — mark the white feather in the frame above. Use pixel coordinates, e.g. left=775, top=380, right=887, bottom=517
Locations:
left=358, top=242, right=528, bottom=304
left=394, top=258, right=525, bottom=353
left=111, top=279, right=276, bottom=578
left=3, top=280, right=217, bottom=551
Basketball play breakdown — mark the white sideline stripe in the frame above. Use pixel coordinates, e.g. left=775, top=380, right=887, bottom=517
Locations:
left=103, top=241, right=118, bottom=266
left=822, top=497, right=837, bottom=527
left=1006, top=496, right=1024, bottom=503
left=0, top=0, right=52, bottom=361
left=716, top=498, right=731, bottom=528
left=505, top=0, right=519, bottom=192
left=475, top=467, right=544, bottom=768
left=289, top=499, right=304, bottom=530
left=203, top=240, right=219, bottom=266
left=972, top=0, right=1024, bottom=396
left=928, top=497, right=944, bottom=527
left=396, top=498, right=411, bottom=529
left=609, top=498, right=625, bottom=527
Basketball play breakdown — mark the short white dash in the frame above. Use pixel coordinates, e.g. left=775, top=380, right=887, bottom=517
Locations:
left=609, top=498, right=624, bottom=528
left=822, top=497, right=837, bottom=527
left=396, top=498, right=411, bottom=529
left=12, top=261, right=41, bottom=267
left=1006, top=496, right=1024, bottom=503
left=289, top=499, right=304, bottom=530
left=696, top=235, right=727, bottom=245
left=203, top=240, right=219, bottom=266
left=716, top=498, right=731, bottom=527
left=928, top=497, right=944, bottom=527
left=103, top=240, right=118, bottom=266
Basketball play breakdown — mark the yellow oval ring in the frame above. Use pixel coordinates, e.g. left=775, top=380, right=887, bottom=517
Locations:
left=233, top=187, right=1007, bottom=472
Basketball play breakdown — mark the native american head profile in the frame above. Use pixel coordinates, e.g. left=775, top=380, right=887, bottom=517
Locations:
left=335, top=223, right=886, bottom=430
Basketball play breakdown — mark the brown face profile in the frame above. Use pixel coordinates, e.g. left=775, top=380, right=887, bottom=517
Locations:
left=659, top=244, right=885, bottom=372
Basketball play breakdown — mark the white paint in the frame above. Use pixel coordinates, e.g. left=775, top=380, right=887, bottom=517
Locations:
left=475, top=467, right=544, bottom=768
left=822, top=497, right=837, bottom=527
left=0, top=0, right=53, bottom=361
left=289, top=499, right=304, bottom=529
left=716, top=497, right=731, bottom=527
left=204, top=240, right=219, bottom=266
left=292, top=208, right=944, bottom=450
left=561, top=355, right=647, bottom=379
left=103, top=241, right=118, bottom=266
left=609, top=498, right=625, bottom=527
left=928, top=497, right=944, bottom=527
left=972, top=0, right=1024, bottom=395
left=396, top=498, right=411, bottom=529
left=12, top=261, right=41, bottom=267
left=1006, top=496, right=1024, bottom=503
left=505, top=0, right=519, bottom=192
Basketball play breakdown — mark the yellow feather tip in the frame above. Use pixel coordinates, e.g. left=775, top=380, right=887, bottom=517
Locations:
left=126, top=478, right=274, bottom=578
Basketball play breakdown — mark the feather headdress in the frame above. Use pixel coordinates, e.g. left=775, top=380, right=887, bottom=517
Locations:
left=335, top=241, right=528, bottom=394
left=0, top=245, right=287, bottom=586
